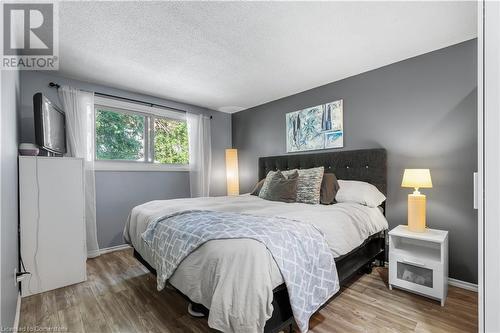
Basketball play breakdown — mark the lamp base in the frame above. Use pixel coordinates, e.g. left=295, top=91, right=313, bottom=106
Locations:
left=408, top=193, right=426, bottom=232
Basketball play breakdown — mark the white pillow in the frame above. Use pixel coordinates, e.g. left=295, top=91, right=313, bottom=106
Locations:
left=335, top=180, right=386, bottom=207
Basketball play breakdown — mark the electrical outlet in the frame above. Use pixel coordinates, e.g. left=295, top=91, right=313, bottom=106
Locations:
left=14, top=268, right=17, bottom=286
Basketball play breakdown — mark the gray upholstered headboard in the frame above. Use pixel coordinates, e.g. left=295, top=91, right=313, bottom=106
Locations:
left=258, top=148, right=387, bottom=195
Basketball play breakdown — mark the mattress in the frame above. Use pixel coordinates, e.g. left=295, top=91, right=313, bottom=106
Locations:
left=124, top=194, right=388, bottom=332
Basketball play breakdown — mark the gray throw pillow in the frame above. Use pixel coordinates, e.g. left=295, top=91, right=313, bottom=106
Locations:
left=250, top=179, right=265, bottom=196
left=259, top=170, right=298, bottom=203
left=258, top=170, right=280, bottom=199
left=320, top=173, right=340, bottom=205
left=282, top=166, right=324, bottom=204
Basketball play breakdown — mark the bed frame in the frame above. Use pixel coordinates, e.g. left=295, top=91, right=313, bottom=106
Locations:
left=134, top=148, right=387, bottom=333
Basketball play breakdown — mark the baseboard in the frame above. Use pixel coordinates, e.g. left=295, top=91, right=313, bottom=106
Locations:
left=13, top=292, right=21, bottom=330
left=448, top=277, right=478, bottom=292
left=384, top=261, right=477, bottom=292
left=99, top=244, right=131, bottom=255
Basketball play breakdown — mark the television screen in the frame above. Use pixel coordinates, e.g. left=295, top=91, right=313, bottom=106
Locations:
left=33, top=93, right=66, bottom=155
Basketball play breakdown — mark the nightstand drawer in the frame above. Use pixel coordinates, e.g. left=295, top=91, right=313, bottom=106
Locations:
left=389, top=251, right=443, bottom=271
left=397, top=261, right=434, bottom=288
left=389, top=257, right=444, bottom=299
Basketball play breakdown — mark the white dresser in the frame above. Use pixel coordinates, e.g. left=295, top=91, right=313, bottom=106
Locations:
left=19, top=156, right=87, bottom=297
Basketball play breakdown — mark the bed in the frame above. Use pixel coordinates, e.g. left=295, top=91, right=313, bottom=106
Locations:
left=124, top=148, right=388, bottom=333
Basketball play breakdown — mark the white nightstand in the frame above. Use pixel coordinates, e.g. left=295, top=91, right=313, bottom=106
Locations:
left=388, top=225, right=448, bottom=306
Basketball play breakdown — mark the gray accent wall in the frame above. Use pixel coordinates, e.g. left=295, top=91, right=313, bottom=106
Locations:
left=1, top=71, right=20, bottom=328
left=95, top=171, right=190, bottom=247
left=20, top=71, right=231, bottom=249
left=232, top=39, right=478, bottom=283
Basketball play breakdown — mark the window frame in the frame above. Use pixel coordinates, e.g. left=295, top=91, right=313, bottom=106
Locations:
left=93, top=96, right=189, bottom=172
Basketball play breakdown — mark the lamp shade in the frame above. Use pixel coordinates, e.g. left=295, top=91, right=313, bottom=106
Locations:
left=401, top=169, right=433, bottom=189
left=225, top=149, right=239, bottom=196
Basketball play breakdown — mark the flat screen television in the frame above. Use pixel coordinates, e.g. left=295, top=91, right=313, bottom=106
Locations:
left=33, top=93, right=66, bottom=156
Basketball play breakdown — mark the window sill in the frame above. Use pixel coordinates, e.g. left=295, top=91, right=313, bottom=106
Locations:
left=94, top=161, right=190, bottom=172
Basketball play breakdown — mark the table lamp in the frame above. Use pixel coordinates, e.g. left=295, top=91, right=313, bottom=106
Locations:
left=401, top=169, right=433, bottom=232
left=225, top=149, right=240, bottom=196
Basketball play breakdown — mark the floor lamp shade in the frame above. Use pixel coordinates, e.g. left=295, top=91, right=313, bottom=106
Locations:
left=225, top=149, right=239, bottom=196
left=401, top=169, right=432, bottom=232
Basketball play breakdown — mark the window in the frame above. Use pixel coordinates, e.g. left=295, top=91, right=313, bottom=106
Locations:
left=153, top=117, right=189, bottom=164
left=94, top=98, right=189, bottom=170
left=95, top=109, right=145, bottom=161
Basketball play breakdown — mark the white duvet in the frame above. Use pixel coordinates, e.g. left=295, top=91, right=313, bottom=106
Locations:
left=124, top=194, right=388, bottom=332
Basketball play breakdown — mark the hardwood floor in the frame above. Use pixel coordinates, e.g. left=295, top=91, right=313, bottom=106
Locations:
left=19, top=249, right=477, bottom=333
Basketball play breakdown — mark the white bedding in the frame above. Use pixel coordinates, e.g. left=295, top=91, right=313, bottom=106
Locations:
left=124, top=194, right=388, bottom=332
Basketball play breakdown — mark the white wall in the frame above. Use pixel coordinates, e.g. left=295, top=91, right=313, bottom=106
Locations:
left=0, top=70, right=20, bottom=329
left=480, top=1, right=500, bottom=331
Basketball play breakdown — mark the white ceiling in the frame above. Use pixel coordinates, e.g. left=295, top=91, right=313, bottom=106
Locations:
left=58, top=1, right=477, bottom=113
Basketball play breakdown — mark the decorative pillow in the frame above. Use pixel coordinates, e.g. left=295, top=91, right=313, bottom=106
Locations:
left=259, top=170, right=299, bottom=203
left=283, top=166, right=324, bottom=204
left=335, top=180, right=386, bottom=207
left=258, top=170, right=279, bottom=199
left=250, top=179, right=265, bottom=196
left=320, top=173, right=340, bottom=205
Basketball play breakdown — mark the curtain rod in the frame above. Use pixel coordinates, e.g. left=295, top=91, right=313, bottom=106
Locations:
left=48, top=82, right=212, bottom=119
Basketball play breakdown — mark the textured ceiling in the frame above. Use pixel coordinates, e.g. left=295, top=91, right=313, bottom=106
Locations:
left=58, top=1, right=477, bottom=113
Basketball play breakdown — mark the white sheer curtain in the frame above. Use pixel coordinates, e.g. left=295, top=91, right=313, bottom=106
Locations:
left=58, top=86, right=100, bottom=258
left=187, top=113, right=212, bottom=197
